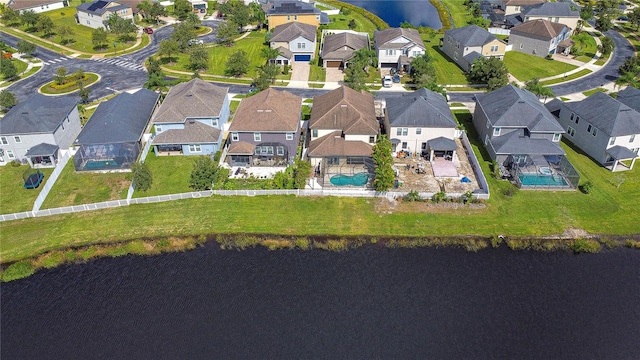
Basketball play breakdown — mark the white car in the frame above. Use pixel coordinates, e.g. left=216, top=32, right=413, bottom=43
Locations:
left=188, top=39, right=204, bottom=46
left=382, top=75, right=392, bottom=88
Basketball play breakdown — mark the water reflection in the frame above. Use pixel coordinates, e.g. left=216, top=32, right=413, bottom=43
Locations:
left=342, top=0, right=443, bottom=28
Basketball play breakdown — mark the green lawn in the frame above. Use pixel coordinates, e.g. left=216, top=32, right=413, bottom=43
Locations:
left=133, top=152, right=193, bottom=198
left=582, top=88, right=608, bottom=97
left=540, top=69, right=592, bottom=86
left=504, top=52, right=578, bottom=82
left=439, top=0, right=472, bottom=27
left=0, top=165, right=53, bottom=214
left=571, top=32, right=597, bottom=63
left=325, top=12, right=378, bottom=37
left=424, top=42, right=468, bottom=85
left=309, top=64, right=326, bottom=82
left=41, top=160, right=129, bottom=209
left=164, top=31, right=267, bottom=78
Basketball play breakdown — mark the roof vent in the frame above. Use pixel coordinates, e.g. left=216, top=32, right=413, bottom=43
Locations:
left=257, top=109, right=264, bottom=112
left=188, top=120, right=195, bottom=124
left=340, top=105, right=347, bottom=108
left=265, top=109, right=272, bottom=113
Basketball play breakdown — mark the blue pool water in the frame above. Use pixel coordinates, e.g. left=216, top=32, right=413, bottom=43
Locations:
left=330, top=172, right=369, bottom=186
left=519, top=174, right=568, bottom=187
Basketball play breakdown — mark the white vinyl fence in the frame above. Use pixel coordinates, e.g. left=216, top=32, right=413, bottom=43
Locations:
left=32, top=150, right=72, bottom=212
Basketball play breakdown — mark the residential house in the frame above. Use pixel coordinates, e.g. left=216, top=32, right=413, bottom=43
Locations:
left=307, top=86, right=378, bottom=184
left=189, top=0, right=208, bottom=13
left=151, top=79, right=230, bottom=156
left=269, top=21, right=317, bottom=63
left=374, top=27, right=426, bottom=71
left=266, top=0, right=322, bottom=29
left=513, top=2, right=580, bottom=30
left=116, top=0, right=145, bottom=19
left=509, top=19, right=573, bottom=57
left=226, top=88, right=302, bottom=167
left=0, top=94, right=79, bottom=168
left=320, top=30, right=369, bottom=68
left=73, top=89, right=160, bottom=171
left=76, top=0, right=134, bottom=30
left=441, top=25, right=506, bottom=72
left=502, top=0, right=545, bottom=16
left=617, top=86, right=640, bottom=112
left=546, top=92, right=640, bottom=171
left=7, top=0, right=67, bottom=14
left=474, top=85, right=579, bottom=188
left=385, top=88, right=458, bottom=159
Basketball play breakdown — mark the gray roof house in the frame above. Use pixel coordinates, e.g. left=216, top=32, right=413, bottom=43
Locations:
left=0, top=94, right=80, bottom=168
left=374, top=28, right=426, bottom=71
left=441, top=25, right=507, bottom=72
left=320, top=31, right=369, bottom=68
left=546, top=92, right=640, bottom=171
left=474, top=85, right=579, bottom=188
left=7, top=0, right=67, bottom=14
left=617, top=86, right=640, bottom=112
left=73, top=89, right=160, bottom=171
left=269, top=21, right=317, bottom=63
left=151, top=78, right=231, bottom=157
left=76, top=0, right=134, bottom=29
left=509, top=19, right=573, bottom=57
left=517, top=2, right=580, bottom=30
left=385, top=88, right=458, bottom=158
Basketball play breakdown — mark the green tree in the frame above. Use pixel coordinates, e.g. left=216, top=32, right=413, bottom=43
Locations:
left=170, top=21, right=196, bottom=50
left=78, top=81, right=91, bottom=103
left=0, top=58, right=17, bottom=79
left=249, top=2, right=265, bottom=26
left=469, top=56, right=508, bottom=90
left=92, top=27, right=108, bottom=49
left=188, top=46, right=210, bottom=71
left=598, top=36, right=614, bottom=56
left=57, top=25, right=75, bottom=44
left=20, top=10, right=39, bottom=29
left=1, top=7, right=20, bottom=26
left=173, top=0, right=192, bottom=20
left=410, top=53, right=438, bottom=88
left=594, top=0, right=621, bottom=32
left=618, top=55, right=640, bottom=76
left=190, top=156, right=219, bottom=190
left=131, top=162, right=153, bottom=191
left=77, top=103, right=87, bottom=124
left=16, top=40, right=35, bottom=55
left=580, top=3, right=594, bottom=22
left=108, top=14, right=137, bottom=41
left=229, top=1, right=250, bottom=27
left=348, top=18, right=357, bottom=30
left=615, top=71, right=640, bottom=89
left=138, top=0, right=167, bottom=24
left=186, top=12, right=201, bottom=28
left=0, top=90, right=17, bottom=110
left=524, top=77, right=554, bottom=102
left=36, top=15, right=55, bottom=36
left=55, top=66, right=67, bottom=85
left=145, top=57, right=165, bottom=89
left=351, top=48, right=377, bottom=69
left=292, top=159, right=311, bottom=189
left=158, top=39, right=180, bottom=62
left=217, top=20, right=239, bottom=46
left=344, top=63, right=368, bottom=91
left=628, top=7, right=640, bottom=31
left=225, top=49, right=249, bottom=76
left=262, top=46, right=280, bottom=63
left=372, top=135, right=394, bottom=192
left=252, top=63, right=279, bottom=90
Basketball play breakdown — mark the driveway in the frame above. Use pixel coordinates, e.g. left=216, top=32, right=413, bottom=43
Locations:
left=290, top=61, right=310, bottom=81
left=325, top=68, right=344, bottom=83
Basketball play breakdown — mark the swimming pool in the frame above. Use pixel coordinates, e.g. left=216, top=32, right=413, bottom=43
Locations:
left=519, top=173, right=568, bottom=187
left=330, top=172, right=369, bottom=186
left=84, top=159, right=120, bottom=170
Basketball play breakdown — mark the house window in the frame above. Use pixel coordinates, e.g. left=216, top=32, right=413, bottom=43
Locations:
left=294, top=15, right=297, bottom=20
left=587, top=124, right=592, bottom=133
left=454, top=51, right=458, bottom=60
left=553, top=133, right=561, bottom=142
left=327, top=157, right=339, bottom=165
left=286, top=132, right=294, bottom=140
left=386, top=49, right=395, bottom=56
left=520, top=43, right=524, bottom=49
left=312, top=129, right=318, bottom=138
left=555, top=17, right=560, bottom=23
left=493, top=127, right=500, bottom=136
left=396, top=128, right=402, bottom=136
left=567, top=126, right=575, bottom=137
left=412, top=51, right=420, bottom=57
left=416, top=128, right=421, bottom=135
left=297, top=42, right=305, bottom=49
left=6, top=150, right=14, bottom=159
left=592, top=128, right=598, bottom=137
left=575, top=116, right=580, bottom=124
left=14, top=136, right=21, bottom=143
left=87, top=20, right=90, bottom=25
left=630, top=134, right=636, bottom=143
left=369, top=136, right=375, bottom=143
left=189, top=144, right=201, bottom=153
left=402, top=142, right=407, bottom=149
left=276, top=146, right=284, bottom=156
left=402, top=128, right=408, bottom=136
left=287, top=15, right=290, bottom=20
left=0, top=137, right=7, bottom=145
left=570, top=113, right=574, bottom=121
left=232, top=132, right=239, bottom=141
left=484, top=135, right=489, bottom=145
left=254, top=132, right=261, bottom=141
left=155, top=125, right=162, bottom=133
left=212, top=119, right=218, bottom=127
left=61, top=122, right=65, bottom=131
left=490, top=45, right=499, bottom=52
left=547, top=17, right=552, bottom=21
left=316, top=15, right=320, bottom=20
left=609, top=137, right=616, bottom=146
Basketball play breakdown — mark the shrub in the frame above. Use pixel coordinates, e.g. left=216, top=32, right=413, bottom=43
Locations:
left=0, top=261, right=35, bottom=282
left=624, top=240, right=640, bottom=249
left=403, top=190, right=422, bottom=202
left=569, top=238, right=602, bottom=254
left=431, top=191, right=446, bottom=203
left=282, top=64, right=289, bottom=75
left=579, top=181, right=593, bottom=194
left=294, top=237, right=311, bottom=250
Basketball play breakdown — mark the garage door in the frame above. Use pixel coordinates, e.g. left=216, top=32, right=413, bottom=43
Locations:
left=294, top=54, right=311, bottom=62
left=326, top=60, right=342, bottom=68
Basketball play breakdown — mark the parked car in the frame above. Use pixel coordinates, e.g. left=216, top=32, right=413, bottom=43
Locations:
left=392, top=74, right=401, bottom=83
left=143, top=27, right=153, bottom=34
left=382, top=75, right=392, bottom=88
left=188, top=38, right=204, bottom=46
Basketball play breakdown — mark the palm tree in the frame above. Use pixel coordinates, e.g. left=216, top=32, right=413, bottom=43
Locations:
left=261, top=47, right=280, bottom=64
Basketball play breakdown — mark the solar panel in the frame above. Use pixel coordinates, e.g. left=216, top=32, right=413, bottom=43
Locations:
left=87, top=0, right=108, bottom=12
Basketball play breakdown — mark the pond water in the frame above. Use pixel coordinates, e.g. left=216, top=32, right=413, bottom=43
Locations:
left=342, top=0, right=443, bottom=28
left=2, top=243, right=640, bottom=359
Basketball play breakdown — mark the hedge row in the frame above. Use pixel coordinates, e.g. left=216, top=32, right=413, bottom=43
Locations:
left=324, top=0, right=389, bottom=30
left=50, top=75, right=91, bottom=90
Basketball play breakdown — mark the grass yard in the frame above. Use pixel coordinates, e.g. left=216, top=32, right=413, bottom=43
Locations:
left=325, top=12, right=378, bottom=36
left=571, top=32, right=597, bottom=63
left=0, top=165, right=54, bottom=214
left=309, top=64, right=326, bottom=82
left=439, top=0, right=472, bottom=27
left=165, top=31, right=267, bottom=78
left=41, top=160, right=129, bottom=209
left=582, top=88, right=608, bottom=97
left=504, top=52, right=578, bottom=82
left=424, top=43, right=468, bottom=85
left=133, top=153, right=193, bottom=198
left=540, top=69, right=592, bottom=86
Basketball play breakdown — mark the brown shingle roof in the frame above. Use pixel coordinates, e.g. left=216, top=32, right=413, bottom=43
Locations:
left=227, top=141, right=256, bottom=155
left=152, top=120, right=221, bottom=145
left=229, top=88, right=302, bottom=132
left=511, top=19, right=568, bottom=40
left=309, top=86, right=378, bottom=135
left=321, top=32, right=369, bottom=61
left=374, top=28, right=425, bottom=50
left=276, top=46, right=293, bottom=59
left=153, top=78, right=229, bottom=123
left=270, top=21, right=317, bottom=42
left=307, top=131, right=373, bottom=157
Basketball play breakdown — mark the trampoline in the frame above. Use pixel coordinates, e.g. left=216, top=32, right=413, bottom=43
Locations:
left=23, top=170, right=44, bottom=189
left=330, top=172, right=369, bottom=186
